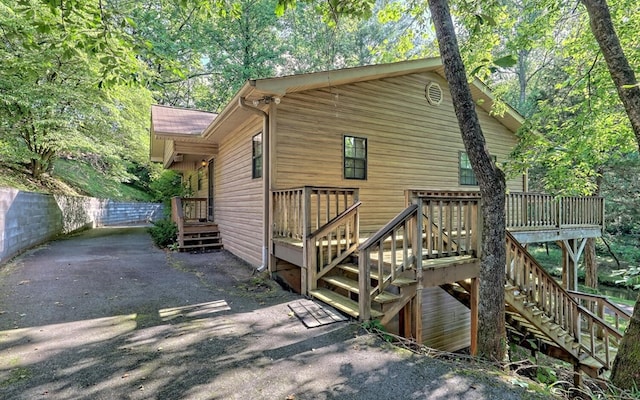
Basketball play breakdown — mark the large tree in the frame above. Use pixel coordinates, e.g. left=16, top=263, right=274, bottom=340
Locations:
left=0, top=0, right=148, bottom=179
left=428, top=0, right=507, bottom=361
left=581, top=0, right=640, bottom=388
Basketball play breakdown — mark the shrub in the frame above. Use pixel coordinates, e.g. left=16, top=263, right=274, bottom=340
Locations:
left=148, top=218, right=178, bottom=248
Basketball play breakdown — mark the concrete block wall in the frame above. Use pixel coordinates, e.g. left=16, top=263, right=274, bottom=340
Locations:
left=0, top=187, right=163, bottom=265
left=97, top=201, right=164, bottom=226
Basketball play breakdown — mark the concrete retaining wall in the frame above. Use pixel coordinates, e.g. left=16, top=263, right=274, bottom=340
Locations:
left=0, top=187, right=163, bottom=265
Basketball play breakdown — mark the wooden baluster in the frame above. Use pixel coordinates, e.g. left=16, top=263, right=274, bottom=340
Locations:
left=358, top=248, right=371, bottom=321
left=427, top=201, right=433, bottom=257
left=465, top=201, right=472, bottom=253
left=456, top=200, right=462, bottom=254
left=437, top=200, right=444, bottom=257
left=391, top=228, right=397, bottom=275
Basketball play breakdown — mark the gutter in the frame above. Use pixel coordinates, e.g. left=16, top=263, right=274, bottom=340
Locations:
left=239, top=96, right=270, bottom=273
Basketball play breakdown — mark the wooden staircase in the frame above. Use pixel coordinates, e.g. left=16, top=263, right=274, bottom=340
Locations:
left=310, top=262, right=417, bottom=322
left=306, top=204, right=420, bottom=330
left=443, top=232, right=628, bottom=378
left=304, top=194, right=482, bottom=342
left=172, top=197, right=223, bottom=252
left=179, top=223, right=223, bottom=251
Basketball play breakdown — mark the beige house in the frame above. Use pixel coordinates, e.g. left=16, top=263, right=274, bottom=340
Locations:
left=151, top=58, right=623, bottom=381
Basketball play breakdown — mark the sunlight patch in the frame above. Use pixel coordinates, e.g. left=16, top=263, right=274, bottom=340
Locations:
left=158, top=300, right=230, bottom=321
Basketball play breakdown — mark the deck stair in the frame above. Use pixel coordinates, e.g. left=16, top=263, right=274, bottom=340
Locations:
left=171, top=197, right=223, bottom=252
left=179, top=223, right=223, bottom=251
left=306, top=204, right=421, bottom=328
left=310, top=262, right=417, bottom=321
left=306, top=195, right=482, bottom=340
left=443, top=232, right=627, bottom=378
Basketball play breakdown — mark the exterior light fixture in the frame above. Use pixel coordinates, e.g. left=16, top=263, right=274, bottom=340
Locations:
left=201, top=159, right=207, bottom=167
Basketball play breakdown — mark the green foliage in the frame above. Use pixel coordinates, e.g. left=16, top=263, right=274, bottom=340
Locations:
left=612, top=266, right=640, bottom=290
left=361, top=319, right=393, bottom=342
left=0, top=1, right=152, bottom=180
left=150, top=170, right=190, bottom=203
left=148, top=218, right=178, bottom=248
left=53, top=159, right=152, bottom=201
left=534, top=366, right=557, bottom=385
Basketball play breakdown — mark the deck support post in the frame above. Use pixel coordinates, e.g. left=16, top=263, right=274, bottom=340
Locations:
left=470, top=277, right=479, bottom=356
left=573, top=364, right=583, bottom=388
left=562, top=238, right=587, bottom=291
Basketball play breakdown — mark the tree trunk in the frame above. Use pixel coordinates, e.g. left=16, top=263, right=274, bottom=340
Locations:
left=584, top=172, right=602, bottom=289
left=583, top=238, right=598, bottom=289
left=610, top=293, right=640, bottom=388
left=559, top=241, right=568, bottom=288
left=428, top=0, right=507, bottom=361
left=582, top=0, right=640, bottom=151
left=582, top=0, right=640, bottom=388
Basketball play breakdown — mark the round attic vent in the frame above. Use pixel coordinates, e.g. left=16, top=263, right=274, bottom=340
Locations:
left=425, top=81, right=443, bottom=105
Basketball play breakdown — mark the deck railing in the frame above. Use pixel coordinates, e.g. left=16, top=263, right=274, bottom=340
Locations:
left=506, top=193, right=604, bottom=231
left=358, top=204, right=420, bottom=321
left=172, top=197, right=209, bottom=223
left=171, top=197, right=210, bottom=247
left=306, top=201, right=361, bottom=292
left=568, top=290, right=631, bottom=333
left=272, top=186, right=359, bottom=240
left=406, top=190, right=482, bottom=259
left=506, top=231, right=622, bottom=370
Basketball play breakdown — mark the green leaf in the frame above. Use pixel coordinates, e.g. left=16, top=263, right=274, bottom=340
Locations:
left=493, top=55, right=518, bottom=68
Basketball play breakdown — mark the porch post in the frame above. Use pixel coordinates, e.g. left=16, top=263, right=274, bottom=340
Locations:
left=470, top=276, right=479, bottom=356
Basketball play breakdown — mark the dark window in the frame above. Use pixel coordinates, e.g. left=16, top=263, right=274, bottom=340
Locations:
left=344, top=135, right=367, bottom=180
left=252, top=132, right=262, bottom=179
left=459, top=152, right=496, bottom=186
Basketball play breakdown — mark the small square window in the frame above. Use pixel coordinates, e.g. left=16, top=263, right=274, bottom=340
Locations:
left=252, top=132, right=262, bottom=179
left=344, top=135, right=367, bottom=180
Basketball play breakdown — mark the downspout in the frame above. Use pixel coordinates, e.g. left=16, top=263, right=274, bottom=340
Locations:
left=239, top=96, right=270, bottom=273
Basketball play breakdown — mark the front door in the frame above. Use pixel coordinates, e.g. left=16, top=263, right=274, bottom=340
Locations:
left=208, top=160, right=214, bottom=221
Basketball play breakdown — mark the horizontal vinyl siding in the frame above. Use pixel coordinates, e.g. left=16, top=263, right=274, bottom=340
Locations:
left=215, top=116, right=264, bottom=267
left=274, top=72, right=522, bottom=233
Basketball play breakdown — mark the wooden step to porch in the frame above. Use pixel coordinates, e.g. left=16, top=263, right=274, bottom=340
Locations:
left=309, top=288, right=384, bottom=319
left=337, top=264, right=417, bottom=288
left=180, top=231, right=223, bottom=251
left=183, top=223, right=219, bottom=234
left=321, top=275, right=402, bottom=304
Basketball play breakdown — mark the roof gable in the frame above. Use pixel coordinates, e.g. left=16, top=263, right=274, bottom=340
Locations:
left=202, top=57, right=524, bottom=141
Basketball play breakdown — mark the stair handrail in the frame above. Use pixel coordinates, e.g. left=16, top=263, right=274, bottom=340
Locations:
left=568, top=290, right=631, bottom=333
left=171, top=197, right=185, bottom=246
left=358, top=204, right=419, bottom=321
left=305, top=201, right=361, bottom=292
left=506, top=231, right=622, bottom=369
left=574, top=303, right=623, bottom=369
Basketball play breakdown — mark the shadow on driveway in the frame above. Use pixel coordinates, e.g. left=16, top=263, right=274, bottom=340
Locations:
left=0, top=228, right=550, bottom=399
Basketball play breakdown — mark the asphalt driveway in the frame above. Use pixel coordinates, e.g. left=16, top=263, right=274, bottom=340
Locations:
left=0, top=227, right=551, bottom=399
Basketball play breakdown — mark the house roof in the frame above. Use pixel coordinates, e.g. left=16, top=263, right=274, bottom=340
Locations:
left=201, top=57, right=524, bottom=142
left=150, top=105, right=218, bottom=162
left=151, top=105, right=217, bottom=136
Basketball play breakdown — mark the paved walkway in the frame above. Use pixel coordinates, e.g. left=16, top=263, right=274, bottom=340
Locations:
left=0, top=227, right=550, bottom=399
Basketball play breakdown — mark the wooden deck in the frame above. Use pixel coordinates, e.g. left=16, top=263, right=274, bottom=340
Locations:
left=270, top=188, right=612, bottom=376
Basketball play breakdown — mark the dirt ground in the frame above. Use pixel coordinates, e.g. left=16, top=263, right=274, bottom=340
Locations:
left=0, top=227, right=553, bottom=399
